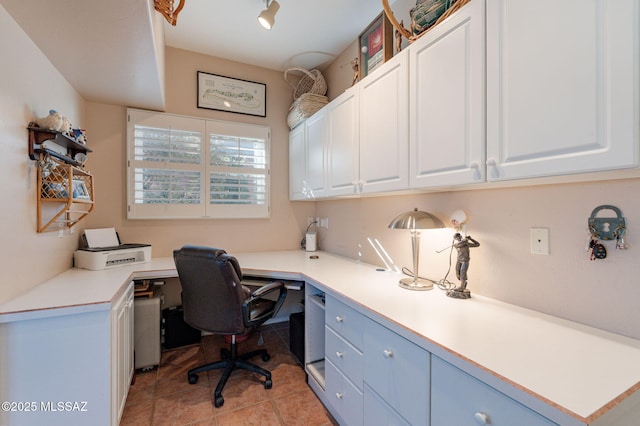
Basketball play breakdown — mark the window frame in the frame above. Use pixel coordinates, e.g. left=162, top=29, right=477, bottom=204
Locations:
left=126, top=108, right=270, bottom=219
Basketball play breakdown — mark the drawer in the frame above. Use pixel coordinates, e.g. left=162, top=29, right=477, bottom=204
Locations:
left=325, top=295, right=363, bottom=350
left=325, top=325, right=363, bottom=389
left=364, top=317, right=430, bottom=426
left=325, top=359, right=363, bottom=426
left=364, top=384, right=410, bottom=426
left=431, top=356, right=557, bottom=426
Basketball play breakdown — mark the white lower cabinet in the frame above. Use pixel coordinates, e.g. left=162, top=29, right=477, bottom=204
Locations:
left=324, top=295, right=364, bottom=424
left=363, top=317, right=430, bottom=426
left=111, top=282, right=134, bottom=424
left=325, top=360, right=363, bottom=425
left=364, top=384, right=410, bottom=426
left=431, top=356, right=556, bottom=426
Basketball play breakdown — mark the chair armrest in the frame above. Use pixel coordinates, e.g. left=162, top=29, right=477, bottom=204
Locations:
left=242, top=281, right=287, bottom=327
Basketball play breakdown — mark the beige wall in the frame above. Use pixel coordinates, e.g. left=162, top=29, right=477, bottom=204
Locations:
left=314, top=179, right=640, bottom=340
left=0, top=6, right=86, bottom=304
left=84, top=47, right=315, bottom=256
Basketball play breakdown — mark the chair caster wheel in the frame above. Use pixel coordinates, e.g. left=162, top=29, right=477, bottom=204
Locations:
left=264, top=379, right=272, bottom=389
left=214, top=395, right=224, bottom=407
left=188, top=373, right=199, bottom=384
left=262, top=353, right=271, bottom=362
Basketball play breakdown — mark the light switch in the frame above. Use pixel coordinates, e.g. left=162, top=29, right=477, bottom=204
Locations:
left=530, top=228, right=549, bottom=255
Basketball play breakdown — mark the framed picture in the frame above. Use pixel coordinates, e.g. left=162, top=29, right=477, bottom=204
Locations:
left=197, top=71, right=267, bottom=117
left=358, top=12, right=394, bottom=80
left=72, top=179, right=90, bottom=199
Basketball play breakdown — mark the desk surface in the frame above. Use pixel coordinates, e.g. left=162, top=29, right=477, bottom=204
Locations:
left=1, top=250, right=640, bottom=424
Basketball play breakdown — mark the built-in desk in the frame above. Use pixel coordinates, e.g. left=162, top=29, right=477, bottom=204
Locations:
left=1, top=251, right=640, bottom=425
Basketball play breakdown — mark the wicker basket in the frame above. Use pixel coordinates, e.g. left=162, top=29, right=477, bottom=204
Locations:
left=287, top=93, right=328, bottom=130
left=284, top=68, right=328, bottom=100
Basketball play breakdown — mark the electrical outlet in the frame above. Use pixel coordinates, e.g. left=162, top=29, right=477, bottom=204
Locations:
left=320, top=218, right=329, bottom=229
left=530, top=228, right=550, bottom=255
left=307, top=217, right=315, bottom=225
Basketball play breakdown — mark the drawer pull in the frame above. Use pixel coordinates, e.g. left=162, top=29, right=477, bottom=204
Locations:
left=335, top=392, right=343, bottom=399
left=335, top=315, right=344, bottom=323
left=336, top=351, right=344, bottom=358
left=474, top=412, right=490, bottom=425
left=383, top=349, right=393, bottom=358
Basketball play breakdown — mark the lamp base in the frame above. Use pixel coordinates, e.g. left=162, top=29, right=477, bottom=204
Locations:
left=399, top=277, right=433, bottom=291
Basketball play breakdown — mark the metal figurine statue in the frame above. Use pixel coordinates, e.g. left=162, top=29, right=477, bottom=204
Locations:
left=447, top=233, right=480, bottom=299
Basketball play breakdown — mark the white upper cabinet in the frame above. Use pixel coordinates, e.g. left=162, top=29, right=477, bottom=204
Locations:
left=486, top=0, right=639, bottom=181
left=289, top=124, right=307, bottom=200
left=410, top=0, right=486, bottom=188
left=306, top=108, right=328, bottom=198
left=327, top=88, right=360, bottom=196
left=359, top=50, right=409, bottom=193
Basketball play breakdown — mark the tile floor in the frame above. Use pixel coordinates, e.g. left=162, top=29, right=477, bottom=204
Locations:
left=120, top=321, right=337, bottom=425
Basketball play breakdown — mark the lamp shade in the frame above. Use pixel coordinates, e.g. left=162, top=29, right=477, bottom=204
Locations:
left=258, top=0, right=280, bottom=30
left=388, top=208, right=445, bottom=230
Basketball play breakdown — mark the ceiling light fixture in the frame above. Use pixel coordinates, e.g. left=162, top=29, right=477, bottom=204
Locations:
left=258, top=0, right=280, bottom=30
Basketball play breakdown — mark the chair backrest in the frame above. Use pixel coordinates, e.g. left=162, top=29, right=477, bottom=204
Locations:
left=173, top=245, right=249, bottom=335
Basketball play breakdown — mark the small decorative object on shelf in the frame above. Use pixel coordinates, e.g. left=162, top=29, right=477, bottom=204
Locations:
left=28, top=123, right=92, bottom=167
left=358, top=12, right=393, bottom=79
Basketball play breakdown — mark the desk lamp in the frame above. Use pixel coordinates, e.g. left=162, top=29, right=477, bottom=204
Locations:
left=389, top=208, right=445, bottom=291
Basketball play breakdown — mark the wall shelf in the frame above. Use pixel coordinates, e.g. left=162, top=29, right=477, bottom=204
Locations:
left=37, top=159, right=94, bottom=233
left=28, top=125, right=94, bottom=233
left=28, top=124, right=91, bottom=166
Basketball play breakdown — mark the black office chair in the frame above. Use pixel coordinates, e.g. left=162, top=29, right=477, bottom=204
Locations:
left=173, top=245, right=287, bottom=408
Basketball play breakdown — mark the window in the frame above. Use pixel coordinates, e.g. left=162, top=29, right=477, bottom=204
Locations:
left=127, top=109, right=270, bottom=219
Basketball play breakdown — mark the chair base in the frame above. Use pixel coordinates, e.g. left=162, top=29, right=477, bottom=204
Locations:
left=187, top=335, right=273, bottom=408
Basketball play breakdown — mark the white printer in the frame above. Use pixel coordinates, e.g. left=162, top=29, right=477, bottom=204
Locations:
left=74, top=228, right=151, bottom=270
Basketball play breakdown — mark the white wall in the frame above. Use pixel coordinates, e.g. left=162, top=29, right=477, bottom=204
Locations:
left=0, top=5, right=86, bottom=304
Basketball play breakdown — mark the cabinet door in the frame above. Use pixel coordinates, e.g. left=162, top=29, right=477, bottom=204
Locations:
left=364, top=317, right=430, bottom=426
left=327, top=88, right=359, bottom=196
left=288, top=124, right=307, bottom=200
left=111, top=283, right=134, bottom=424
left=325, top=359, right=364, bottom=426
left=410, top=0, right=485, bottom=188
left=306, top=108, right=328, bottom=198
left=364, top=384, right=411, bottom=426
left=359, top=50, right=409, bottom=194
left=431, top=356, right=557, bottom=425
left=486, top=0, right=639, bottom=181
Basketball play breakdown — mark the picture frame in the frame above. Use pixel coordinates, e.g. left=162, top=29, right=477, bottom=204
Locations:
left=197, top=71, right=267, bottom=117
left=72, top=179, right=90, bottom=199
left=358, top=12, right=394, bottom=80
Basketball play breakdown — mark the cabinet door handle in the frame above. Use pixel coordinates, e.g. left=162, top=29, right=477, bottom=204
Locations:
left=336, top=351, right=343, bottom=358
left=335, top=392, right=343, bottom=399
left=469, top=161, right=481, bottom=180
left=474, top=412, right=490, bottom=425
left=383, top=349, right=393, bottom=358
left=335, top=315, right=344, bottom=323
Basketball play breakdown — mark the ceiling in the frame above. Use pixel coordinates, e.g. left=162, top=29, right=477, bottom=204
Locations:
left=1, top=0, right=387, bottom=111
left=164, top=0, right=384, bottom=72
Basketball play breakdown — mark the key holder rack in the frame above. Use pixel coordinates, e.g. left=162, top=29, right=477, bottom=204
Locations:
left=588, top=205, right=626, bottom=241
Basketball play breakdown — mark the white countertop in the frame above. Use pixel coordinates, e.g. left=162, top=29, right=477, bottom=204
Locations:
left=2, top=250, right=639, bottom=424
